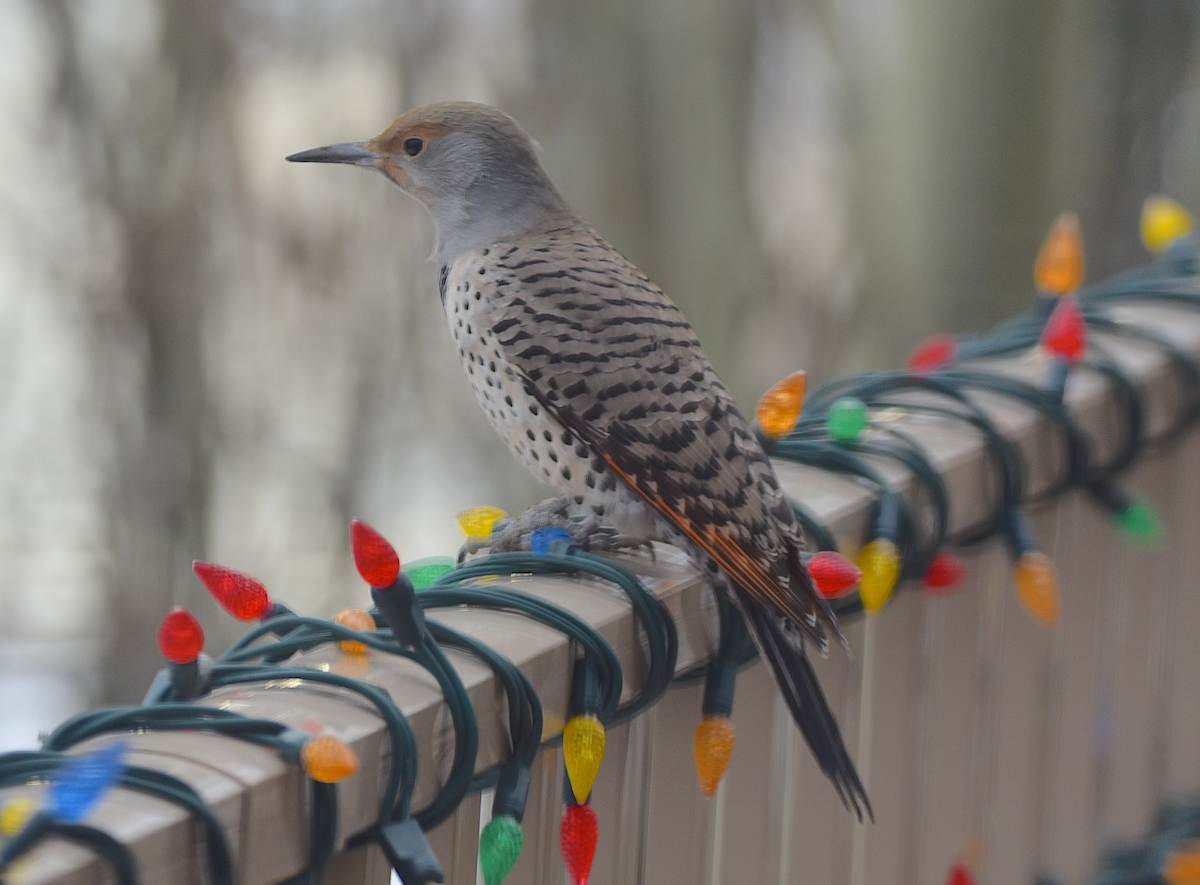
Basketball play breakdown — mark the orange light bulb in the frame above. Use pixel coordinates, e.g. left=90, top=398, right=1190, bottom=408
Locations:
left=1034, top=211, right=1085, bottom=295
left=693, top=714, right=735, bottom=797
left=755, top=370, right=807, bottom=439
left=334, top=607, right=375, bottom=654
left=301, top=735, right=360, bottom=783
left=1013, top=551, right=1060, bottom=628
left=1164, top=839, right=1200, bottom=885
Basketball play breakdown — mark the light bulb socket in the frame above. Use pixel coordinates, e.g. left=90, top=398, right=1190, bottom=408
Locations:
left=168, top=653, right=213, bottom=700
left=568, top=656, right=602, bottom=718
left=378, top=818, right=444, bottom=885
left=1033, top=292, right=1057, bottom=318
left=492, top=762, right=532, bottom=823
left=1046, top=357, right=1069, bottom=403
left=1005, top=508, right=1038, bottom=559
left=561, top=768, right=582, bottom=807
left=1164, top=233, right=1199, bottom=271
left=701, top=659, right=737, bottom=718
left=371, top=573, right=428, bottom=649
left=275, top=727, right=313, bottom=762
left=870, top=492, right=901, bottom=544
left=1088, top=479, right=1132, bottom=515
left=753, top=428, right=777, bottom=456
left=263, top=600, right=291, bottom=621
left=142, top=668, right=172, bottom=704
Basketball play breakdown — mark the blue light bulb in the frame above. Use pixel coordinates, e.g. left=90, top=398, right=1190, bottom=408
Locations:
left=530, top=526, right=572, bottom=556
left=48, top=741, right=127, bottom=822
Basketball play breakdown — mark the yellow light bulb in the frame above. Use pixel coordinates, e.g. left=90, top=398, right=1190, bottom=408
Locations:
left=856, top=538, right=900, bottom=613
left=301, top=735, right=360, bottom=783
left=1013, top=551, right=1060, bottom=629
left=334, top=607, right=375, bottom=655
left=1142, top=195, right=1195, bottom=254
left=1034, top=212, right=1085, bottom=296
left=1164, top=840, right=1200, bottom=885
left=755, top=371, right=807, bottom=440
left=693, top=714, right=735, bottom=797
left=456, top=505, right=508, bottom=538
left=0, top=797, right=36, bottom=835
left=562, top=713, right=605, bottom=803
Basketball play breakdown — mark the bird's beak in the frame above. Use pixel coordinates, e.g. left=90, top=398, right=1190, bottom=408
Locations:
left=286, top=141, right=379, bottom=166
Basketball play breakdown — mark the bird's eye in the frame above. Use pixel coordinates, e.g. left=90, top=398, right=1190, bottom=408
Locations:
left=403, top=137, right=423, bottom=157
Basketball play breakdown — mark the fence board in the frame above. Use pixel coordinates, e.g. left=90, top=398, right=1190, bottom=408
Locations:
left=425, top=792, right=481, bottom=884
left=1164, top=433, right=1200, bottom=796
left=641, top=684, right=714, bottom=885
left=986, top=510, right=1056, bottom=885
left=911, top=551, right=989, bottom=885
left=713, top=658, right=782, bottom=884
left=1037, top=492, right=1105, bottom=884
left=783, top=635, right=858, bottom=885
left=856, top=593, right=926, bottom=885
left=1101, top=453, right=1175, bottom=846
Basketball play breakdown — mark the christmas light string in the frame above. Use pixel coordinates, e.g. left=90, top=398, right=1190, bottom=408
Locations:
left=1, top=199, right=1199, bottom=883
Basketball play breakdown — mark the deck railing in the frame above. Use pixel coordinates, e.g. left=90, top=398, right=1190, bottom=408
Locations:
left=4, top=258, right=1200, bottom=885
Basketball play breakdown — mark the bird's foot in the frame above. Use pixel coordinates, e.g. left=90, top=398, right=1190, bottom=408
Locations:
left=457, top=496, right=655, bottom=561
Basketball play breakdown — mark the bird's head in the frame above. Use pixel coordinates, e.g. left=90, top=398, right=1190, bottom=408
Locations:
left=287, top=101, right=571, bottom=265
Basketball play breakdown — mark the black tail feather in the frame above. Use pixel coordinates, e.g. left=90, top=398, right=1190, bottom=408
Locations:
left=741, top=599, right=873, bottom=822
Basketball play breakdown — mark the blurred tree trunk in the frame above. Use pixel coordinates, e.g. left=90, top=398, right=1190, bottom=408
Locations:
left=521, top=0, right=774, bottom=406
left=42, top=0, right=234, bottom=702
left=104, top=0, right=233, bottom=700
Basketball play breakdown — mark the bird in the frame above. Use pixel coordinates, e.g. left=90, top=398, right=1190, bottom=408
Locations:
left=288, top=101, right=870, bottom=818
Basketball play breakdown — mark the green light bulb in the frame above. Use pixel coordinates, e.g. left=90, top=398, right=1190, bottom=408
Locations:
left=1114, top=498, right=1163, bottom=546
left=479, top=814, right=523, bottom=885
left=827, top=397, right=868, bottom=444
left=402, top=556, right=455, bottom=589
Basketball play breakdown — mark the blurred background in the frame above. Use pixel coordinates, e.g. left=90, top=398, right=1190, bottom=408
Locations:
left=0, top=0, right=1197, bottom=750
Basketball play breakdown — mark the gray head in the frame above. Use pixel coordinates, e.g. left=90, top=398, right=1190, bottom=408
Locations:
left=287, top=101, right=572, bottom=265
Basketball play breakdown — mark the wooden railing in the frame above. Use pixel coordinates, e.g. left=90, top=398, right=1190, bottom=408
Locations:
left=4, top=280, right=1200, bottom=885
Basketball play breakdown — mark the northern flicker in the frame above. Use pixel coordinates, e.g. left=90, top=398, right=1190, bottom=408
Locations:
left=289, top=101, right=869, bottom=818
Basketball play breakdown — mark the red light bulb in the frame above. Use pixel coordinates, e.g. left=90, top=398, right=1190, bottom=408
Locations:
left=946, top=861, right=977, bottom=885
left=192, top=561, right=271, bottom=620
left=1041, top=296, right=1086, bottom=363
left=350, top=520, right=401, bottom=588
left=806, top=551, right=862, bottom=598
left=906, top=335, right=958, bottom=373
left=560, top=802, right=598, bottom=885
left=157, top=607, right=204, bottom=664
left=922, top=550, right=968, bottom=596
